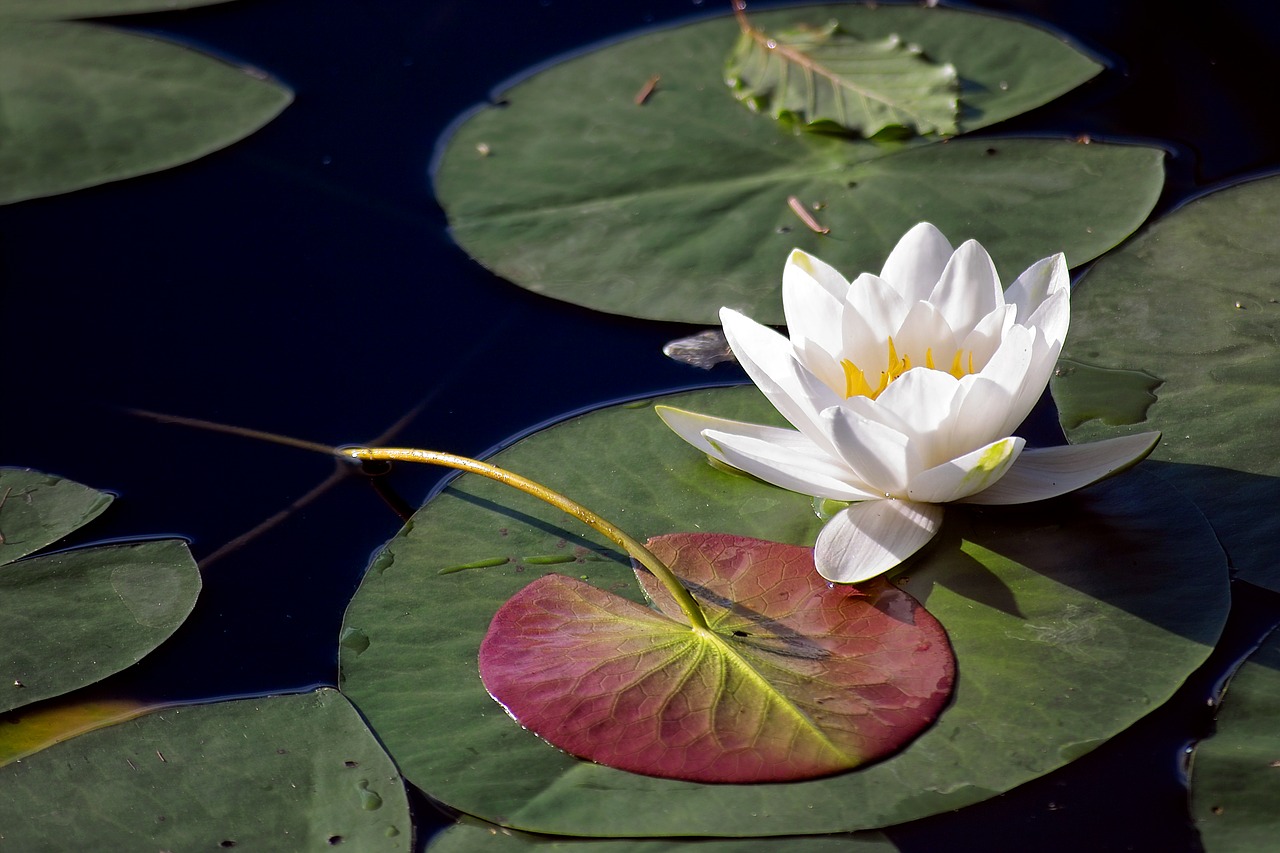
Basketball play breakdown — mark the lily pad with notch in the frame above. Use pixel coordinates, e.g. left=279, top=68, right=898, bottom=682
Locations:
left=0, top=468, right=200, bottom=714
left=340, top=385, right=1228, bottom=836
left=1054, top=174, right=1280, bottom=592
left=434, top=3, right=1162, bottom=324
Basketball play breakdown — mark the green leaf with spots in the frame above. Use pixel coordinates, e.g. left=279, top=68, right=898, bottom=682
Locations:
left=0, top=21, right=291, bottom=204
left=435, top=4, right=1162, bottom=324
left=340, top=385, right=1227, bottom=836
left=0, top=469, right=200, bottom=713
left=0, top=689, right=411, bottom=850
left=1054, top=174, right=1280, bottom=592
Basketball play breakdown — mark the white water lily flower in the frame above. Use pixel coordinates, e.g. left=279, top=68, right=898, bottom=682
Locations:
left=658, top=223, right=1160, bottom=583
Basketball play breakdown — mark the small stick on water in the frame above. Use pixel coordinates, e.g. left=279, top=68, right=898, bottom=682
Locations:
left=787, top=196, right=830, bottom=235
left=634, top=73, right=661, bottom=105
left=344, top=447, right=711, bottom=631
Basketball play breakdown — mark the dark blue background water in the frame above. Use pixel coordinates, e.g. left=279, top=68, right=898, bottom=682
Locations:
left=3, top=1, right=1279, bottom=849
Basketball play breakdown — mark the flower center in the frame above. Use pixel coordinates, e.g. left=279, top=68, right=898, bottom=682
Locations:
left=841, top=337, right=975, bottom=399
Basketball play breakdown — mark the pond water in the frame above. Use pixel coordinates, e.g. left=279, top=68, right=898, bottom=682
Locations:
left=2, top=0, right=1279, bottom=850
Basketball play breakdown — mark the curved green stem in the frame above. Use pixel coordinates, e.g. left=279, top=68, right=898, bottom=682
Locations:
left=344, top=447, right=711, bottom=631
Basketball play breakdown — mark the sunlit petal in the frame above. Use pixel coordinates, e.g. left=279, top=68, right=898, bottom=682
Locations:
left=815, top=500, right=945, bottom=583
left=784, top=248, right=849, bottom=300
left=845, top=272, right=908, bottom=344
left=1021, top=286, right=1070, bottom=350
left=873, top=368, right=962, bottom=450
left=704, top=429, right=880, bottom=501
left=720, top=308, right=844, bottom=454
left=1005, top=252, right=1068, bottom=323
left=993, top=327, right=1062, bottom=438
left=880, top=222, right=953, bottom=302
left=821, top=407, right=919, bottom=496
left=959, top=303, right=1015, bottom=369
left=907, top=436, right=1025, bottom=503
left=784, top=252, right=846, bottom=362
left=960, top=432, right=1160, bottom=505
left=929, top=239, right=1003, bottom=334
left=892, top=300, right=959, bottom=369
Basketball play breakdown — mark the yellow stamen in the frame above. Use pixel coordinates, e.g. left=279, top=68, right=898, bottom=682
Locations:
left=841, top=337, right=977, bottom=400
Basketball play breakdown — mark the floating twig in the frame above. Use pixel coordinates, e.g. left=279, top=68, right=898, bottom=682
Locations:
left=787, top=195, right=830, bottom=234
left=634, top=73, right=661, bottom=105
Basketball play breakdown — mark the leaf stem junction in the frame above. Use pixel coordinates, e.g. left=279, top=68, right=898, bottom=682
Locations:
left=343, top=447, right=711, bottom=631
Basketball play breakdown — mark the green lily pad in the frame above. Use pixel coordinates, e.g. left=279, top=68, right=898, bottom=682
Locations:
left=0, top=467, right=113, bottom=563
left=0, top=689, right=412, bottom=850
left=0, top=469, right=200, bottom=713
left=479, top=535, right=953, bottom=783
left=1054, top=174, right=1280, bottom=592
left=1189, top=621, right=1280, bottom=852
left=0, top=0, right=238, bottom=19
left=0, top=20, right=291, bottom=204
left=340, top=385, right=1227, bottom=836
left=434, top=4, right=1162, bottom=324
left=429, top=815, right=899, bottom=852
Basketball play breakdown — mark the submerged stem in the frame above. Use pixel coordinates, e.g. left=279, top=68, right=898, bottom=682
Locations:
left=344, top=447, right=711, bottom=631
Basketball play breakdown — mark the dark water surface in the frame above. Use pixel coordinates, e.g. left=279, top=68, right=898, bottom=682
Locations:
left=2, top=1, right=1279, bottom=850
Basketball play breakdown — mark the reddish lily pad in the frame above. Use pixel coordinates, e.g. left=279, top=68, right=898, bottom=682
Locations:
left=479, top=534, right=953, bottom=783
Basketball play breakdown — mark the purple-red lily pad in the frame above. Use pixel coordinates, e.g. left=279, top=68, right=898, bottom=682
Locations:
left=478, top=533, right=954, bottom=783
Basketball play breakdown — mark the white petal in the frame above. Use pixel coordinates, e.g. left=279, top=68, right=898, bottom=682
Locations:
left=880, top=223, right=953, bottom=302
left=656, top=406, right=879, bottom=500
left=784, top=249, right=849, bottom=300
left=719, top=308, right=845, bottom=454
left=820, top=407, right=920, bottom=496
left=907, top=436, right=1025, bottom=503
left=1021, top=286, right=1070, bottom=350
left=815, top=500, right=945, bottom=583
left=872, top=367, right=962, bottom=451
left=945, top=375, right=1016, bottom=462
left=1004, top=253, right=1068, bottom=324
left=892, top=300, right=959, bottom=370
left=958, top=303, right=1015, bottom=370
left=960, top=432, right=1160, bottom=505
left=784, top=253, right=846, bottom=363
left=929, top=239, right=1003, bottom=335
left=704, top=429, right=880, bottom=501
left=993, top=326, right=1062, bottom=439
left=845, top=272, right=909, bottom=342
left=655, top=405, right=775, bottom=458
